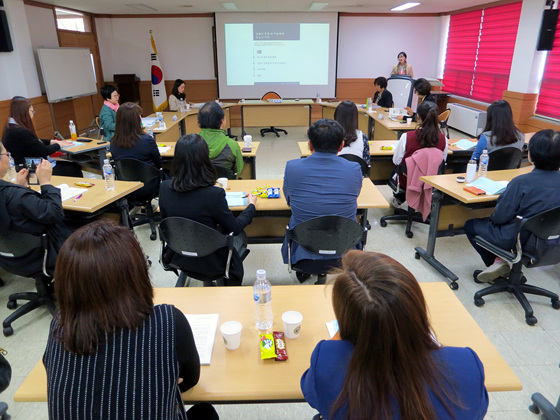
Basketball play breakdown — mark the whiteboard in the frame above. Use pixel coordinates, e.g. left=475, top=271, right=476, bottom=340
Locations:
left=37, top=47, right=97, bottom=103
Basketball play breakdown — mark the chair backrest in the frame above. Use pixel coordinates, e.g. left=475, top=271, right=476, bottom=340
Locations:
left=159, top=217, right=233, bottom=278
left=286, top=216, right=366, bottom=268
left=0, top=232, right=50, bottom=278
left=115, top=158, right=162, bottom=200
left=487, top=147, right=522, bottom=171
left=438, top=109, right=450, bottom=124
left=520, top=205, right=560, bottom=268
left=339, top=154, right=370, bottom=177
left=262, top=91, right=281, bottom=101
left=387, top=76, right=414, bottom=108
left=213, top=164, right=237, bottom=180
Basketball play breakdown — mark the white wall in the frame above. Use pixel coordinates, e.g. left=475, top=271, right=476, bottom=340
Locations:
left=337, top=16, right=444, bottom=79
left=0, top=0, right=42, bottom=101
left=24, top=4, right=59, bottom=94
left=95, top=16, right=216, bottom=82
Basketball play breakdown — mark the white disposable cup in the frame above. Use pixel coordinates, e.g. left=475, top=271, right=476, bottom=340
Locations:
left=282, top=311, right=303, bottom=339
left=185, top=103, right=190, bottom=111
left=220, top=321, right=242, bottom=350
left=406, top=117, right=412, bottom=125
left=217, top=177, right=228, bottom=189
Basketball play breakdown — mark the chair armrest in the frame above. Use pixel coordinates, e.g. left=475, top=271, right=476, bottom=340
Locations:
left=474, top=235, right=516, bottom=262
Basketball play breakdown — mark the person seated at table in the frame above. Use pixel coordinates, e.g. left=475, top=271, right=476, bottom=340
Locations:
left=464, top=129, right=560, bottom=283
left=159, top=134, right=257, bottom=286
left=372, top=76, right=393, bottom=108
left=168, top=79, right=187, bottom=111
left=404, top=78, right=436, bottom=121
left=99, top=85, right=119, bottom=141
left=301, top=250, right=489, bottom=420
left=198, top=101, right=243, bottom=178
left=282, top=119, right=362, bottom=282
left=2, top=96, right=74, bottom=175
left=43, top=220, right=218, bottom=420
left=471, top=100, right=525, bottom=162
left=334, top=100, right=370, bottom=166
left=391, top=51, right=414, bottom=77
left=392, top=101, right=447, bottom=206
left=0, top=146, right=70, bottom=252
left=110, top=102, right=162, bottom=169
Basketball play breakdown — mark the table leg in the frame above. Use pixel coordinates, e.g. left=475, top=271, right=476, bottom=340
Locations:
left=308, top=105, right=312, bottom=127
left=241, top=106, right=246, bottom=136
left=179, top=118, right=186, bottom=136
left=359, top=209, right=369, bottom=245
left=116, top=198, right=132, bottom=229
left=414, top=189, right=459, bottom=288
left=98, top=147, right=107, bottom=169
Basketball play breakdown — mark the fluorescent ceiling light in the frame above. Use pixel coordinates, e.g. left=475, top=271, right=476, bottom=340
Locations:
left=222, top=3, right=239, bottom=10
left=309, top=3, right=329, bottom=11
left=126, top=3, right=158, bottom=12
left=391, top=2, right=420, bottom=11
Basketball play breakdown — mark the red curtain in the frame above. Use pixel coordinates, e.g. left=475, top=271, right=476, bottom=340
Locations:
left=443, top=2, right=522, bottom=103
left=535, top=13, right=560, bottom=119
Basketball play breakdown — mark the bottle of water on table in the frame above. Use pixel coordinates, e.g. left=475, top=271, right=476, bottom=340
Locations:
left=478, top=149, right=489, bottom=178
left=254, top=269, right=273, bottom=330
left=7, top=154, right=16, bottom=182
left=103, top=159, right=115, bottom=191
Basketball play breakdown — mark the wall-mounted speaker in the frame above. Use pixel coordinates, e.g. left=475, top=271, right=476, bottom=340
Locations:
left=0, top=10, right=13, bottom=53
left=537, top=9, right=559, bottom=51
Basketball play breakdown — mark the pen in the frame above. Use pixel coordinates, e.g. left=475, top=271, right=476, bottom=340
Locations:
left=73, top=194, right=82, bottom=201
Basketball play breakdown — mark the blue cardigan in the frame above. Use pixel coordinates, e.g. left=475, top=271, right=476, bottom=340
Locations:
left=301, top=340, right=489, bottom=420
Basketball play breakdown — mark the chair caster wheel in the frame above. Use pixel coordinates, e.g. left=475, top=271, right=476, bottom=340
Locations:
left=525, top=316, right=537, bottom=326
left=406, top=231, right=413, bottom=238
left=474, top=297, right=485, bottom=307
left=3, top=326, right=13, bottom=337
left=528, top=403, right=540, bottom=414
left=150, top=233, right=157, bottom=240
left=551, top=300, right=560, bottom=309
left=414, top=252, right=420, bottom=259
left=6, top=300, right=17, bottom=310
left=380, top=220, right=387, bottom=227
left=449, top=282, right=459, bottom=290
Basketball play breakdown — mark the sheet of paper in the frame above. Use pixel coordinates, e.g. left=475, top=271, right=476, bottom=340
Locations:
left=185, top=314, right=219, bottom=365
left=226, top=191, right=247, bottom=207
left=62, top=141, right=84, bottom=149
left=191, top=102, right=206, bottom=108
left=56, top=184, right=88, bottom=201
left=452, top=139, right=477, bottom=150
left=141, top=117, right=156, bottom=127
left=158, top=146, right=171, bottom=153
left=326, top=319, right=339, bottom=338
left=468, top=178, right=508, bottom=195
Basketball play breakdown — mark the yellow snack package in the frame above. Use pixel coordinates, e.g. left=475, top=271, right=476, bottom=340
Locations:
left=260, top=333, right=276, bottom=359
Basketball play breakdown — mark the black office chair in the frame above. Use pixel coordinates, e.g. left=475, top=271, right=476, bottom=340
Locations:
left=286, top=216, right=367, bottom=284
left=529, top=378, right=560, bottom=420
left=487, top=147, right=523, bottom=171
left=260, top=91, right=288, bottom=137
left=339, top=154, right=370, bottom=177
left=115, top=158, right=163, bottom=240
left=380, top=148, right=445, bottom=238
left=473, top=205, right=560, bottom=326
left=0, top=232, right=56, bottom=337
left=0, top=351, right=11, bottom=420
left=159, top=217, right=250, bottom=287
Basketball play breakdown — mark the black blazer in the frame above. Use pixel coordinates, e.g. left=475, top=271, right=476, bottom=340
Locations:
left=2, top=124, right=60, bottom=165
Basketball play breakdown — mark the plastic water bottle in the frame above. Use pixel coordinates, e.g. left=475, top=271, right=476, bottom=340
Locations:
left=7, top=155, right=16, bottom=182
left=103, top=159, right=115, bottom=191
left=254, top=269, right=273, bottom=330
left=478, top=150, right=489, bottom=178
left=316, top=92, right=321, bottom=103
left=147, top=127, right=154, bottom=138
left=69, top=120, right=77, bottom=140
left=180, top=98, right=185, bottom=112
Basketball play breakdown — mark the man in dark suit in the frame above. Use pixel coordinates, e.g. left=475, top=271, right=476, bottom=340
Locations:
left=281, top=119, right=363, bottom=281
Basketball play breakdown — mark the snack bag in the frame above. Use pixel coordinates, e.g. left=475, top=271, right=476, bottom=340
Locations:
left=273, top=331, right=288, bottom=361
left=260, top=333, right=276, bottom=359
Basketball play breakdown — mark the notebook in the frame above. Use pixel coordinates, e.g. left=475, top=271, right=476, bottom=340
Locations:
left=468, top=177, right=509, bottom=195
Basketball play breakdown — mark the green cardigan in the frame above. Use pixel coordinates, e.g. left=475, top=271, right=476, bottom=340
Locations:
left=99, top=104, right=116, bottom=141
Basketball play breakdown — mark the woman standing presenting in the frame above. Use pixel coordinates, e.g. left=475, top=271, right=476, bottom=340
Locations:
left=169, top=79, right=187, bottom=111
left=99, top=85, right=120, bottom=141
left=391, top=51, right=414, bottom=77
left=43, top=221, right=218, bottom=420
left=2, top=96, right=73, bottom=168
left=301, top=251, right=489, bottom=420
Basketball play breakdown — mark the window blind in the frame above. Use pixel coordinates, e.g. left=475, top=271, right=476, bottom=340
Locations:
left=535, top=14, right=560, bottom=120
left=443, top=2, right=522, bottom=103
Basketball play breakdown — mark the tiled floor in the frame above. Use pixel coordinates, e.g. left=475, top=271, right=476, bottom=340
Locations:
left=0, top=126, right=559, bottom=419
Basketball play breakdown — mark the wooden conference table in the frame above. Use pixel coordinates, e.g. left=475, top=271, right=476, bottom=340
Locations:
left=14, top=283, right=521, bottom=403
left=239, top=99, right=314, bottom=136
left=158, top=141, right=260, bottom=179
left=226, top=178, right=388, bottom=244
left=60, top=138, right=110, bottom=169
left=415, top=167, right=533, bottom=288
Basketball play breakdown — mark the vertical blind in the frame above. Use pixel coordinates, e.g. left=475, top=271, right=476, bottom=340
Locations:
left=535, top=15, right=560, bottom=120
left=443, top=2, right=522, bottom=103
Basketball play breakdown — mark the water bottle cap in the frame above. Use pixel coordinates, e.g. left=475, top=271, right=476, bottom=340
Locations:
left=482, top=149, right=488, bottom=153
left=104, top=159, right=110, bottom=164
left=256, top=269, right=266, bottom=279
left=69, top=120, right=74, bottom=124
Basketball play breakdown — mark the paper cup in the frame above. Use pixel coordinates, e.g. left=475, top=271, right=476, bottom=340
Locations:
left=406, top=117, right=412, bottom=125
left=217, top=177, right=228, bottom=189
left=220, top=321, right=242, bottom=350
left=282, top=311, right=303, bottom=339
